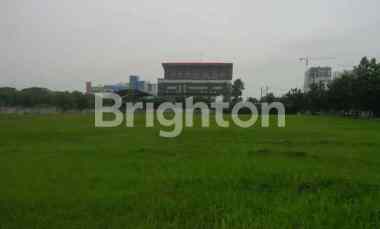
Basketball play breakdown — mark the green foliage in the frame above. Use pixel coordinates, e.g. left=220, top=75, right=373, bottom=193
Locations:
left=247, top=97, right=259, bottom=104
left=0, top=87, right=17, bottom=106
left=0, top=87, right=93, bottom=110
left=307, top=82, right=329, bottom=113
left=327, top=72, right=356, bottom=112
left=261, top=92, right=277, bottom=103
left=281, top=57, right=380, bottom=116
left=280, top=88, right=305, bottom=114
left=232, top=78, right=244, bottom=103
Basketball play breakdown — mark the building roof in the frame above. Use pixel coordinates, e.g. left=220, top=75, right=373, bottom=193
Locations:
left=162, top=62, right=233, bottom=67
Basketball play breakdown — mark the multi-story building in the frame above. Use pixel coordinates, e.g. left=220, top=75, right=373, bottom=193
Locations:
left=129, top=75, right=140, bottom=90
left=129, top=75, right=157, bottom=95
left=143, top=82, right=158, bottom=95
left=137, top=80, right=145, bottom=91
left=304, top=67, right=332, bottom=92
left=158, top=62, right=233, bottom=100
left=333, top=70, right=353, bottom=80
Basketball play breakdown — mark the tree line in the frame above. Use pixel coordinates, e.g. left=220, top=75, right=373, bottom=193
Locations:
left=257, top=57, right=380, bottom=117
left=0, top=87, right=94, bottom=111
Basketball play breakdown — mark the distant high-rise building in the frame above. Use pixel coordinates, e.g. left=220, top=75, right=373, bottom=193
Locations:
left=129, top=75, right=140, bottom=90
left=304, top=67, right=332, bottom=92
left=333, top=70, right=353, bottom=80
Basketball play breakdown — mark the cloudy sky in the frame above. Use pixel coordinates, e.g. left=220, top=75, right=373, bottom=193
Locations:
left=1, top=0, right=380, bottom=97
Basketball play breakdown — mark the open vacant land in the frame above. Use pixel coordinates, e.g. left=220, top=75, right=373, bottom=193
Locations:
left=1, top=114, right=380, bottom=228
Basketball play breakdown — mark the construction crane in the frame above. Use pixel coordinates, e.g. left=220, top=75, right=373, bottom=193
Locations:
left=299, top=56, right=336, bottom=68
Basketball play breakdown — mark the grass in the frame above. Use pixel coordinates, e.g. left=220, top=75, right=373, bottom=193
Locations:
left=1, top=114, right=380, bottom=228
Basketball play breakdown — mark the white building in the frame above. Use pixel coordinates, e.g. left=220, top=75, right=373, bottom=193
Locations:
left=304, top=67, right=332, bottom=92
left=140, top=81, right=158, bottom=95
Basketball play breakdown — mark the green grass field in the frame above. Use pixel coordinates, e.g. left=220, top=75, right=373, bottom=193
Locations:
left=1, top=114, right=380, bottom=228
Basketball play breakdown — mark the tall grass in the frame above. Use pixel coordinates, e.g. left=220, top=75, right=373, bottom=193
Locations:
left=0, top=114, right=380, bottom=228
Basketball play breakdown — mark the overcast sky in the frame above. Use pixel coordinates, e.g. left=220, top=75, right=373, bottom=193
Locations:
left=1, top=0, right=380, bottom=97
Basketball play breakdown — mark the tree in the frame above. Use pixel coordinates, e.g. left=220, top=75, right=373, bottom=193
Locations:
left=306, top=82, right=328, bottom=114
left=0, top=87, right=17, bottom=106
left=232, top=79, right=244, bottom=104
left=53, top=91, right=76, bottom=111
left=247, top=97, right=259, bottom=104
left=327, top=72, right=355, bottom=114
left=260, top=93, right=277, bottom=103
left=352, top=57, right=380, bottom=116
left=281, top=88, right=305, bottom=114
left=17, top=87, right=52, bottom=107
left=71, top=91, right=88, bottom=110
